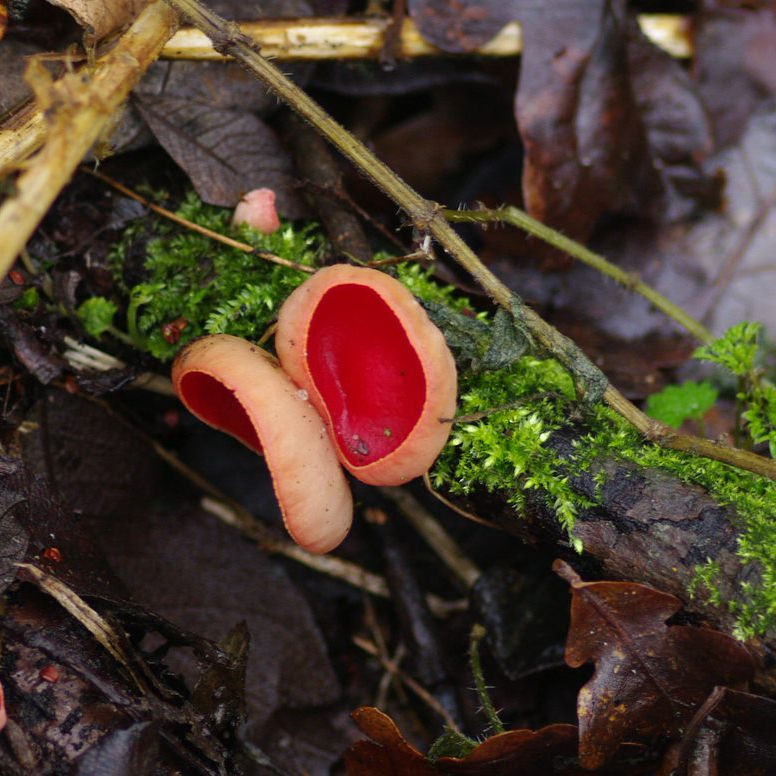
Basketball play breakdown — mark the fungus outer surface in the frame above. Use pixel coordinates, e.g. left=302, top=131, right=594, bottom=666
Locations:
left=172, top=334, right=353, bottom=553
left=306, top=283, right=426, bottom=467
left=178, top=371, right=262, bottom=453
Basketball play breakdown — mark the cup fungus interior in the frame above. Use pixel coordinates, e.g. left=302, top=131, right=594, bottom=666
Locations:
left=306, top=283, right=426, bottom=467
left=178, top=371, right=262, bottom=453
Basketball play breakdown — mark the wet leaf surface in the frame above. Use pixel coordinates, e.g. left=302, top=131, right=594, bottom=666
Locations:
left=678, top=688, right=776, bottom=775
left=19, top=391, right=341, bottom=741
left=135, top=95, right=307, bottom=216
left=408, top=0, right=713, bottom=249
left=554, top=560, right=756, bottom=769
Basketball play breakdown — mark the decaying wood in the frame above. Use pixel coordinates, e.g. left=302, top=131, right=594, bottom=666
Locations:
left=0, top=0, right=178, bottom=277
left=162, top=14, right=692, bottom=61
left=451, top=424, right=767, bottom=646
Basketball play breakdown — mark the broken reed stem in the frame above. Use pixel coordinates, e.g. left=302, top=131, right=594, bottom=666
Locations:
left=162, top=13, right=691, bottom=61
left=0, top=0, right=179, bottom=280
left=164, top=0, right=776, bottom=484
left=0, top=102, right=46, bottom=178
left=83, top=168, right=315, bottom=274
left=444, top=206, right=714, bottom=345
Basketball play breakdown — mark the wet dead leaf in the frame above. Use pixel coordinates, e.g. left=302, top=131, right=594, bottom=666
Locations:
left=678, top=688, right=776, bottom=775
left=696, top=3, right=776, bottom=149
left=436, top=724, right=578, bottom=774
left=135, top=94, right=307, bottom=216
left=46, top=0, right=145, bottom=40
left=408, top=0, right=712, bottom=250
left=554, top=560, right=756, bottom=769
left=345, top=706, right=437, bottom=776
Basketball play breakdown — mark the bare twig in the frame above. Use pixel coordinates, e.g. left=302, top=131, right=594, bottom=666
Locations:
left=62, top=336, right=175, bottom=396
left=353, top=634, right=462, bottom=732
left=0, top=1, right=179, bottom=276
left=162, top=14, right=691, bottom=62
left=83, top=168, right=315, bottom=274
left=444, top=206, right=714, bottom=345
left=379, top=486, right=481, bottom=589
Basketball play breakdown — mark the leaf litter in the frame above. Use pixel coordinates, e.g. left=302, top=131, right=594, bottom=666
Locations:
left=3, top=0, right=776, bottom=773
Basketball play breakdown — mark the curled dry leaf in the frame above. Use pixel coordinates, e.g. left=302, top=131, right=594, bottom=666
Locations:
left=554, top=560, right=757, bottom=770
left=47, top=0, right=145, bottom=40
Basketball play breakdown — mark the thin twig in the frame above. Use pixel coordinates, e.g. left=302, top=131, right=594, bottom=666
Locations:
left=469, top=624, right=504, bottom=734
left=162, top=0, right=776, bottom=483
left=422, top=473, right=498, bottom=528
left=150, top=440, right=463, bottom=616
left=83, top=168, right=315, bottom=274
left=379, top=486, right=481, bottom=589
left=444, top=206, right=714, bottom=345
left=62, top=336, right=175, bottom=395
left=353, top=634, right=462, bottom=732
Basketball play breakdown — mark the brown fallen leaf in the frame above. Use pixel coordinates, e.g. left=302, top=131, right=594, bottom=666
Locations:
left=135, top=94, right=307, bottom=217
left=47, top=0, right=145, bottom=40
left=436, top=724, right=578, bottom=775
left=345, top=706, right=437, bottom=776
left=554, top=560, right=756, bottom=770
left=408, top=0, right=713, bottom=254
left=676, top=688, right=776, bottom=776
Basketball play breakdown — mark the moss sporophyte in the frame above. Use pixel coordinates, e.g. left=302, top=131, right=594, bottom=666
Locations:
left=101, top=193, right=776, bottom=639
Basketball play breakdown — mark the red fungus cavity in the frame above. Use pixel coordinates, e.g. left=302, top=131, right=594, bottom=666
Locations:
left=307, top=283, right=425, bottom=466
left=172, top=334, right=353, bottom=553
left=177, top=371, right=262, bottom=453
left=277, top=265, right=457, bottom=486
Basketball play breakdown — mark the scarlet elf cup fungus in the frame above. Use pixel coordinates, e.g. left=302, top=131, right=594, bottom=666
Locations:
left=171, top=334, right=353, bottom=554
left=276, top=265, right=458, bottom=486
left=232, top=188, right=281, bottom=234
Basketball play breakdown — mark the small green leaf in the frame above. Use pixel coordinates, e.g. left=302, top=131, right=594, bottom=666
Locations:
left=693, top=321, right=761, bottom=376
left=77, top=297, right=118, bottom=338
left=645, top=380, right=718, bottom=429
left=13, top=287, right=39, bottom=311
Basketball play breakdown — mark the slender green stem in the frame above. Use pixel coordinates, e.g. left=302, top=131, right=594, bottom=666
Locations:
left=161, top=0, right=776, bottom=483
left=469, top=624, right=504, bottom=734
left=444, top=206, right=714, bottom=345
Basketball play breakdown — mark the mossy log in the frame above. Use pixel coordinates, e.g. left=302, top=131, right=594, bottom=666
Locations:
left=445, top=424, right=767, bottom=647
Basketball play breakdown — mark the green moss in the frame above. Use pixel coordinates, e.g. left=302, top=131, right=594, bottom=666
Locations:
left=110, top=191, right=327, bottom=360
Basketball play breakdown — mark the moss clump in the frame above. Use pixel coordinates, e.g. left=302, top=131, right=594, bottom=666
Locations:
left=108, top=191, right=327, bottom=360
left=429, top=350, right=776, bottom=638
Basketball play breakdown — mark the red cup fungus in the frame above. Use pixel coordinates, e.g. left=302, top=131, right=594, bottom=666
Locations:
left=172, top=334, right=353, bottom=554
left=276, top=265, right=458, bottom=486
left=232, top=188, right=281, bottom=234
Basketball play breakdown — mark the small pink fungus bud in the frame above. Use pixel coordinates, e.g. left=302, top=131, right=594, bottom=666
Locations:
left=232, top=188, right=281, bottom=234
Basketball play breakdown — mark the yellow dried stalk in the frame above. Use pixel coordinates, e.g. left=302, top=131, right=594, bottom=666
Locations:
left=0, top=0, right=178, bottom=280
left=162, top=14, right=691, bottom=61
